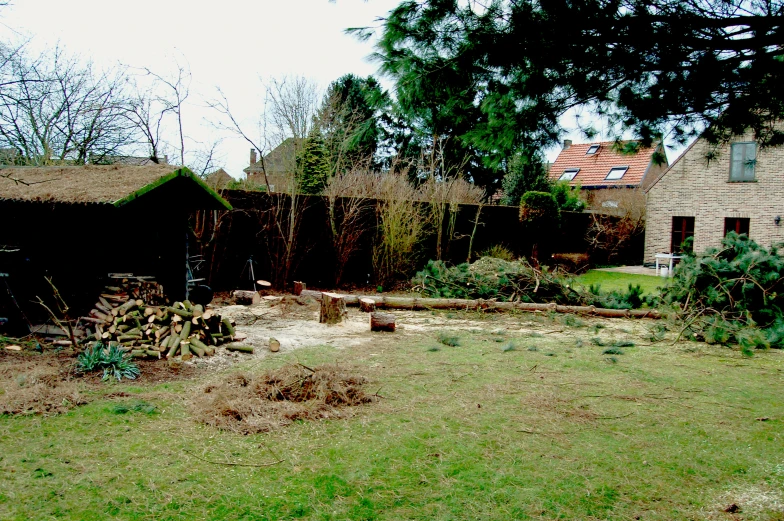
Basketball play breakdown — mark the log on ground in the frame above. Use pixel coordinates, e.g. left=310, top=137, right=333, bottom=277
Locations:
left=370, top=312, right=395, bottom=332
left=233, top=290, right=261, bottom=305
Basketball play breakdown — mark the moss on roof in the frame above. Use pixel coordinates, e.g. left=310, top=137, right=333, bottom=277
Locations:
left=0, top=165, right=231, bottom=210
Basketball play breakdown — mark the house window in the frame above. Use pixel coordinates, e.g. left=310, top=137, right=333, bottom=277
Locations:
left=559, top=168, right=579, bottom=181
left=586, top=144, right=600, bottom=155
left=729, top=142, right=757, bottom=181
left=671, top=216, right=695, bottom=253
left=724, top=217, right=750, bottom=237
left=605, top=166, right=628, bottom=180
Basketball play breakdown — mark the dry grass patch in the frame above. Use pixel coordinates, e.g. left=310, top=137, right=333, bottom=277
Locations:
left=0, top=353, right=86, bottom=415
left=193, top=363, right=377, bottom=434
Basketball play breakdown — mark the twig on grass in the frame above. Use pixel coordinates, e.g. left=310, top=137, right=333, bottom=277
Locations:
left=184, top=448, right=284, bottom=468
left=595, top=412, right=635, bottom=420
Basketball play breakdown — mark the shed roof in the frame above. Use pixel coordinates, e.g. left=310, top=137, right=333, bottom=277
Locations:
left=548, top=141, right=661, bottom=188
left=0, top=165, right=232, bottom=209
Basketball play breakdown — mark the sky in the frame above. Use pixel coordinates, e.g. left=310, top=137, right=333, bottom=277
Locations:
left=0, top=0, right=684, bottom=177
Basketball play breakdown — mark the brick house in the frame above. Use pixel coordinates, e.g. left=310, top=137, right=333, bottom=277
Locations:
left=548, top=140, right=667, bottom=209
left=243, top=138, right=302, bottom=192
left=644, top=131, right=784, bottom=263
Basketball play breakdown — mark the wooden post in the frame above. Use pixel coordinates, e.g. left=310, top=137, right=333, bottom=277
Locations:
left=359, top=298, right=376, bottom=313
left=319, top=292, right=347, bottom=324
left=370, top=312, right=395, bottom=332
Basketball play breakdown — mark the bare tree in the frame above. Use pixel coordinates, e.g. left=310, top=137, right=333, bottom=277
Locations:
left=135, top=59, right=191, bottom=166
left=208, top=76, right=322, bottom=287
left=585, top=188, right=646, bottom=264
left=0, top=45, right=135, bottom=165
left=323, top=170, right=378, bottom=285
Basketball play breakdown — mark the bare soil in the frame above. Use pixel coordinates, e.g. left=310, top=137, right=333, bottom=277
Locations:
left=1, top=293, right=653, bottom=415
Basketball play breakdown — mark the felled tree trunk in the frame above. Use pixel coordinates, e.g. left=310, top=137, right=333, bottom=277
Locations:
left=233, top=290, right=261, bottom=305
left=319, top=292, right=347, bottom=325
left=370, top=312, right=395, bottom=332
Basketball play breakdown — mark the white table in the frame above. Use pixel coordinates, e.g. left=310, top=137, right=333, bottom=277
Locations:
left=655, top=253, right=683, bottom=276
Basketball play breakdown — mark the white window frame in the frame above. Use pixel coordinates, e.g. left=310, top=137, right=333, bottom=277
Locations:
left=729, top=142, right=757, bottom=181
left=605, top=166, right=628, bottom=180
left=559, top=168, right=579, bottom=181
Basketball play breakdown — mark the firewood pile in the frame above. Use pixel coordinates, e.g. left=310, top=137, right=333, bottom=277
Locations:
left=77, top=277, right=240, bottom=360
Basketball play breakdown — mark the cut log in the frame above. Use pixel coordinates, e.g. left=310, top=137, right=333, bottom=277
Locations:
left=370, top=312, right=396, bottom=332
left=299, top=289, right=323, bottom=301
left=115, top=299, right=139, bottom=316
left=166, top=306, right=193, bottom=318
left=256, top=280, right=272, bottom=288
left=269, top=337, right=280, bottom=352
left=225, top=344, right=254, bottom=353
left=233, top=290, right=261, bottom=305
left=336, top=295, right=661, bottom=319
left=319, top=292, right=347, bottom=325
left=359, top=298, right=376, bottom=313
left=189, top=337, right=206, bottom=357
left=293, top=281, right=306, bottom=296
left=221, top=317, right=235, bottom=338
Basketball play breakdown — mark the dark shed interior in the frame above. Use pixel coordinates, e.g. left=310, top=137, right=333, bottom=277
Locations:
left=0, top=165, right=231, bottom=334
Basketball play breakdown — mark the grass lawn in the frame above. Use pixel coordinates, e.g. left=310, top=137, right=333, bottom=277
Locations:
left=1, top=312, right=783, bottom=520
left=576, top=270, right=665, bottom=295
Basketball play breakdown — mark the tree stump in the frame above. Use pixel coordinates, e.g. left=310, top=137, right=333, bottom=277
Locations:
left=370, top=312, right=395, bottom=332
left=293, top=281, right=306, bottom=296
left=319, top=292, right=347, bottom=324
left=233, top=290, right=261, bottom=305
left=359, top=298, right=376, bottom=313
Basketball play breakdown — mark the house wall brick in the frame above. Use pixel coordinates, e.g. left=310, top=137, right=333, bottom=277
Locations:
left=644, top=132, right=784, bottom=263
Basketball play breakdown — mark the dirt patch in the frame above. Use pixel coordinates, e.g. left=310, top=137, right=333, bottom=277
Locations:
left=0, top=345, right=202, bottom=415
left=0, top=351, right=86, bottom=415
left=192, top=363, right=376, bottom=434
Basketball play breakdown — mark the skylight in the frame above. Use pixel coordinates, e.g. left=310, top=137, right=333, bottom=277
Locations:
left=586, top=144, right=600, bottom=155
left=605, top=166, right=628, bottom=180
left=559, top=168, right=579, bottom=181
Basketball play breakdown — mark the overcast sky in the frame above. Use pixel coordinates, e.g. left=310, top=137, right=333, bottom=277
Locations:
left=0, top=0, right=681, bottom=176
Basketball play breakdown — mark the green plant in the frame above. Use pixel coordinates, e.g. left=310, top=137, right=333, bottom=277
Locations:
left=372, top=173, right=428, bottom=286
left=602, top=347, right=624, bottom=355
left=501, top=342, right=516, bottom=352
left=76, top=344, right=140, bottom=382
left=662, top=233, right=784, bottom=348
left=550, top=181, right=585, bottom=212
left=111, top=401, right=156, bottom=415
left=479, top=244, right=516, bottom=262
left=437, top=332, right=461, bottom=347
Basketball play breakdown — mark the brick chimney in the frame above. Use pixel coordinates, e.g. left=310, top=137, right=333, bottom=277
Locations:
left=250, top=148, right=257, bottom=165
left=563, top=139, right=572, bottom=150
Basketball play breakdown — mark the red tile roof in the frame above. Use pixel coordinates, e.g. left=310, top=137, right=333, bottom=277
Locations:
left=548, top=141, right=659, bottom=188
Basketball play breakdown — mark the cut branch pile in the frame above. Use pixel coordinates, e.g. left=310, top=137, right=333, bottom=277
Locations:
left=77, top=278, right=238, bottom=359
left=661, top=233, right=784, bottom=348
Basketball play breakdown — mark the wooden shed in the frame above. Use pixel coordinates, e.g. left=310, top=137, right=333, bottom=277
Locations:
left=0, top=165, right=231, bottom=332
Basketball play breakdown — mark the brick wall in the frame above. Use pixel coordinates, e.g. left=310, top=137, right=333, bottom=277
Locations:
left=644, top=132, right=784, bottom=263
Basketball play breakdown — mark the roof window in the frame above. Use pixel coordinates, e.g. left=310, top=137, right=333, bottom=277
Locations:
left=559, top=168, right=579, bottom=181
left=605, top=166, right=628, bottom=180
left=586, top=144, right=600, bottom=155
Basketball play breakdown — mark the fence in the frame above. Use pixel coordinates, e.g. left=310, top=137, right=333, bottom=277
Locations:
left=189, top=190, right=639, bottom=292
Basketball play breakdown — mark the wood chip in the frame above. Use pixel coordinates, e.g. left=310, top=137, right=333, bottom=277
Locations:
left=4, top=344, right=22, bottom=351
